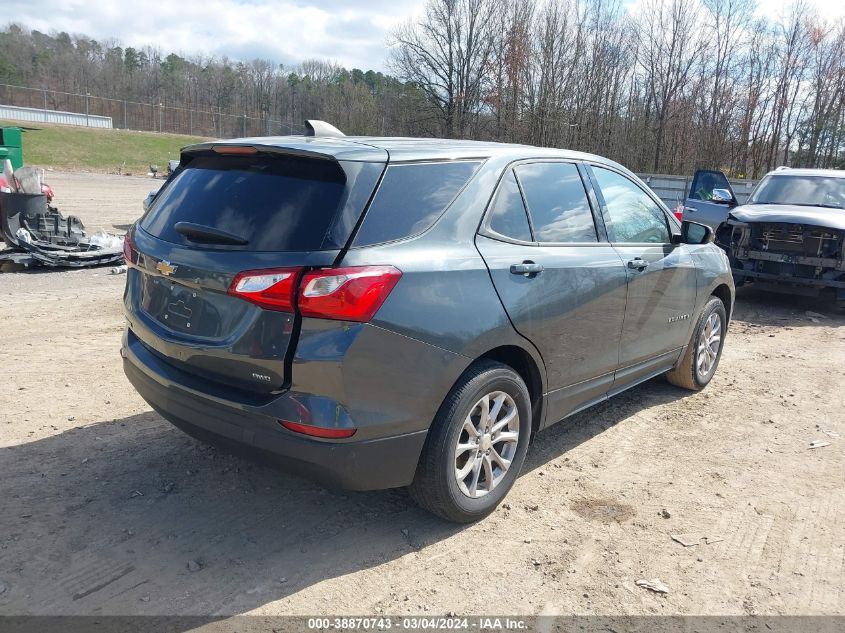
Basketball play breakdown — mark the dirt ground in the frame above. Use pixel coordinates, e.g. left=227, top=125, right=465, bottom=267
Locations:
left=0, top=171, right=843, bottom=617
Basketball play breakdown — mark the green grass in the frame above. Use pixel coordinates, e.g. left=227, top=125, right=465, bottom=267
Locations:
left=1, top=120, right=209, bottom=175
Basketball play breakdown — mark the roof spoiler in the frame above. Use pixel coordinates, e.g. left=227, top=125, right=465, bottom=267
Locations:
left=304, top=120, right=346, bottom=138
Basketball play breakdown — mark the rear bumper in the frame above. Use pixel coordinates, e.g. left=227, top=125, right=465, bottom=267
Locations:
left=122, top=333, right=428, bottom=491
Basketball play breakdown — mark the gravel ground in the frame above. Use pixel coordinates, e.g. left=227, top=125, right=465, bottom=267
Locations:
left=0, top=172, right=843, bottom=617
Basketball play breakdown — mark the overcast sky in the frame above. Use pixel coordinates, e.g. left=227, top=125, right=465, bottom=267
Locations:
left=6, top=0, right=428, bottom=71
left=6, top=0, right=845, bottom=72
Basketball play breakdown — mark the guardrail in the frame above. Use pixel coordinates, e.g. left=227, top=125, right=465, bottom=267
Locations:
left=0, top=103, right=113, bottom=128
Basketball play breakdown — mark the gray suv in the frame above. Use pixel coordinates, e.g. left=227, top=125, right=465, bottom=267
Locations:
left=122, top=128, right=734, bottom=522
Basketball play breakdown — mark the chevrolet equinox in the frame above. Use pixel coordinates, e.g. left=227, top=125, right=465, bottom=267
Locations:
left=122, top=125, right=734, bottom=522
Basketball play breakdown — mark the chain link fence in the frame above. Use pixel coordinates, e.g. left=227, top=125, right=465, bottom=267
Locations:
left=0, top=83, right=300, bottom=138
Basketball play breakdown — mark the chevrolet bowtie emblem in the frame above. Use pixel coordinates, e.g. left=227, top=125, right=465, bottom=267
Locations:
left=156, top=260, right=177, bottom=276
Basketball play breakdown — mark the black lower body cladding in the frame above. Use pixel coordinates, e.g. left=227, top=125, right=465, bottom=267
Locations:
left=123, top=346, right=428, bottom=490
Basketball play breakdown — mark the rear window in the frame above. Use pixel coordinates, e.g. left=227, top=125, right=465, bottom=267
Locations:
left=353, top=161, right=481, bottom=246
left=140, top=154, right=382, bottom=251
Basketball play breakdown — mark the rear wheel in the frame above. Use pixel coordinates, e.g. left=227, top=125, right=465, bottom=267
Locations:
left=666, top=296, right=727, bottom=391
left=410, top=360, right=531, bottom=523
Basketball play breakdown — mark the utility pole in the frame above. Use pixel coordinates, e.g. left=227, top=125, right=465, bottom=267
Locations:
left=85, top=92, right=90, bottom=127
left=159, top=103, right=164, bottom=133
left=42, top=88, right=48, bottom=123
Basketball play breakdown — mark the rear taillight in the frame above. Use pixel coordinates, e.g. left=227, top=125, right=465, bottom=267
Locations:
left=228, top=265, right=401, bottom=320
left=298, top=265, right=402, bottom=322
left=673, top=204, right=684, bottom=222
left=123, top=233, right=137, bottom=264
left=228, top=268, right=302, bottom=312
left=280, top=420, right=356, bottom=439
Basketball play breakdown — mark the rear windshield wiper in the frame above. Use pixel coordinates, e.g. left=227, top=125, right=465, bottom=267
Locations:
left=174, top=222, right=248, bottom=245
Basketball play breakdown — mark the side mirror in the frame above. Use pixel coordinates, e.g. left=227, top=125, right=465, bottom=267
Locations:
left=711, top=188, right=734, bottom=204
left=681, top=220, right=714, bottom=244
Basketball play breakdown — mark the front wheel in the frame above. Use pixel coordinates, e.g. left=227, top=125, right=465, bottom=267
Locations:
left=665, top=296, right=727, bottom=391
left=409, top=360, right=532, bottom=523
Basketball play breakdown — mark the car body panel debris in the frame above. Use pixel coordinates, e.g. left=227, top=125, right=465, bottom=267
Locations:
left=0, top=174, right=124, bottom=269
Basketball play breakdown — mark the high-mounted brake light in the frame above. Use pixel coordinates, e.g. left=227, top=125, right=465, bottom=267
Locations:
left=123, top=232, right=137, bottom=264
left=228, top=268, right=303, bottom=312
left=298, top=265, right=402, bottom=322
left=280, top=420, right=356, bottom=439
left=212, top=145, right=258, bottom=155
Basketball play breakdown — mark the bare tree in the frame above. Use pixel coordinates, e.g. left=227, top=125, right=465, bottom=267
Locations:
left=766, top=1, right=813, bottom=169
left=699, top=0, right=754, bottom=168
left=390, top=0, right=499, bottom=137
left=797, top=18, right=845, bottom=167
left=2, top=0, right=845, bottom=176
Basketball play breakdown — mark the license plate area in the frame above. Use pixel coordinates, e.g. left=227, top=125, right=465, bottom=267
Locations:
left=140, top=274, right=225, bottom=338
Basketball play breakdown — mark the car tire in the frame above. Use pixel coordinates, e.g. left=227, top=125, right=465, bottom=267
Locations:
left=665, top=296, right=727, bottom=391
left=409, top=360, right=532, bottom=523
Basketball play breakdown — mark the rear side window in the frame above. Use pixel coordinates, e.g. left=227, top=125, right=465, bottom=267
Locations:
left=140, top=154, right=381, bottom=251
left=514, top=163, right=597, bottom=243
left=353, top=161, right=480, bottom=246
left=488, top=170, right=532, bottom=242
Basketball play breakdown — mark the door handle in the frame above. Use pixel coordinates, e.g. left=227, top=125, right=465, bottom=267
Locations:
left=684, top=206, right=697, bottom=213
left=627, top=257, right=649, bottom=271
left=510, top=261, right=544, bottom=276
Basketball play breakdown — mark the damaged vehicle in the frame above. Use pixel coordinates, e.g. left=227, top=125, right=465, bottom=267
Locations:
left=714, top=168, right=845, bottom=310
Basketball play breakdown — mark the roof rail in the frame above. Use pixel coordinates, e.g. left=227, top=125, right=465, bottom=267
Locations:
left=774, top=165, right=791, bottom=171
left=304, top=120, right=346, bottom=138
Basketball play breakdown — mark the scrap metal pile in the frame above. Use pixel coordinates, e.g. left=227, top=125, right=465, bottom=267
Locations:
left=0, top=162, right=125, bottom=270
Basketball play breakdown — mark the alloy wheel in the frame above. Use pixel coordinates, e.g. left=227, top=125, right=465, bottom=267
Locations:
left=454, top=391, right=520, bottom=498
left=696, top=312, right=722, bottom=378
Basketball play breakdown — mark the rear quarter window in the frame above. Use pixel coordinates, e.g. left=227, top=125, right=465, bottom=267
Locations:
left=488, top=170, right=532, bottom=242
left=353, top=161, right=481, bottom=246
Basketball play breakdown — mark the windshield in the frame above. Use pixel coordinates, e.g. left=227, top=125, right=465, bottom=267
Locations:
left=748, top=174, right=845, bottom=209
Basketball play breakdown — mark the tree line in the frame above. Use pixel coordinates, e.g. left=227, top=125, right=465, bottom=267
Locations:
left=392, top=0, right=845, bottom=176
left=1, top=0, right=844, bottom=177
